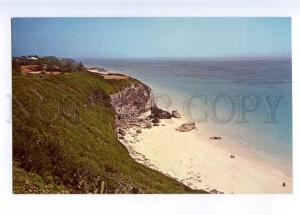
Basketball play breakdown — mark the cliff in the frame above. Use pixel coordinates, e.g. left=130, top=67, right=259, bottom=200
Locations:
left=110, top=82, right=154, bottom=119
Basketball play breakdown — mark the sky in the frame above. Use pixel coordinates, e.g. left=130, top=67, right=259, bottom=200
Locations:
left=12, top=17, right=291, bottom=58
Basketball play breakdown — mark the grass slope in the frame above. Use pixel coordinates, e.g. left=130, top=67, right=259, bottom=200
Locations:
left=13, top=72, right=203, bottom=194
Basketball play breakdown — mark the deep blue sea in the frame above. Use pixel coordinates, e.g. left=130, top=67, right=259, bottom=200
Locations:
left=80, top=58, right=292, bottom=174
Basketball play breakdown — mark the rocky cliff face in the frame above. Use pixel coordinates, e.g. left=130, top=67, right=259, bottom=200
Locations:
left=110, top=82, right=155, bottom=119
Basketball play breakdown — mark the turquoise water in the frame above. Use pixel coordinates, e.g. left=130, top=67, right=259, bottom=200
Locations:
left=81, top=58, right=292, bottom=174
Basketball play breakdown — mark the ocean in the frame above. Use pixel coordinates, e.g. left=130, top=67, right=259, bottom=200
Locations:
left=80, top=58, right=292, bottom=175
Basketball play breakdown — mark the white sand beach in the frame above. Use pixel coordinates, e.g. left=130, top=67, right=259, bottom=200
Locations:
left=119, top=115, right=292, bottom=194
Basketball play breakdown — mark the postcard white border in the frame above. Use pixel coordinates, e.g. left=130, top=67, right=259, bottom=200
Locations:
left=0, top=1, right=299, bottom=215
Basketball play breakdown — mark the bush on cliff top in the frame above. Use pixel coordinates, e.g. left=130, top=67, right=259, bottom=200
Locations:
left=12, top=56, right=87, bottom=74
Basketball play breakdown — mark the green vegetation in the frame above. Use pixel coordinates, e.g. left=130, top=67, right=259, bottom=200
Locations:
left=13, top=162, right=69, bottom=194
left=12, top=56, right=87, bottom=74
left=13, top=71, right=203, bottom=194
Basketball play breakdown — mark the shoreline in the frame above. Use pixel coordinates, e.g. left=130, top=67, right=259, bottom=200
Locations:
left=88, top=66, right=292, bottom=194
left=117, top=114, right=292, bottom=194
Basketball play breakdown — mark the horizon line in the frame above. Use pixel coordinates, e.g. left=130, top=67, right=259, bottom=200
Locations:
left=13, top=54, right=291, bottom=60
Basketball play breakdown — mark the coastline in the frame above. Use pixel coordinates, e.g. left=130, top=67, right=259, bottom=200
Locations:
left=89, top=66, right=292, bottom=194
left=118, top=114, right=292, bottom=194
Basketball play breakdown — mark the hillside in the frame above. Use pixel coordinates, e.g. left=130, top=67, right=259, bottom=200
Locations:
left=12, top=58, right=205, bottom=194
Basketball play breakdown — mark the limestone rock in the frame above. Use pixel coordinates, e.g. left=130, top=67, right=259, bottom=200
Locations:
left=175, top=122, right=196, bottom=132
left=110, top=83, right=154, bottom=119
left=150, top=106, right=172, bottom=119
left=118, top=128, right=126, bottom=136
left=172, top=110, right=181, bottom=118
left=144, top=121, right=152, bottom=128
left=136, top=129, right=142, bottom=134
left=152, top=118, right=160, bottom=124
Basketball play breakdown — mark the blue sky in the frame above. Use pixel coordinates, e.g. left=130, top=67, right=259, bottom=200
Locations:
left=12, top=18, right=291, bottom=58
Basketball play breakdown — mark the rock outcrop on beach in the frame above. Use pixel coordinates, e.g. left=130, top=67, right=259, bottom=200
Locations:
left=172, top=110, right=181, bottom=118
left=150, top=106, right=172, bottom=119
left=110, top=83, right=154, bottom=119
left=175, top=122, right=196, bottom=132
left=111, top=82, right=158, bottom=132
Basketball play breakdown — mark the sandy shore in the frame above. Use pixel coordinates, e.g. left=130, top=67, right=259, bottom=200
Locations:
left=118, top=114, right=292, bottom=194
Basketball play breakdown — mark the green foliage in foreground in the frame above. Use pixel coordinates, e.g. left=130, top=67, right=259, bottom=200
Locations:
left=13, top=162, right=69, bottom=194
left=13, top=72, right=204, bottom=194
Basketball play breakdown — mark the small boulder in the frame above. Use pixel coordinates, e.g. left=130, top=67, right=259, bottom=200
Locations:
left=144, top=121, right=152, bottom=128
left=172, top=110, right=181, bottom=118
left=151, top=106, right=172, bottom=119
left=282, top=182, right=286, bottom=187
left=175, top=122, right=196, bottom=132
left=137, top=118, right=145, bottom=122
left=118, top=128, right=126, bottom=136
left=136, top=129, right=142, bottom=134
left=147, top=114, right=154, bottom=119
left=210, top=136, right=222, bottom=140
left=152, top=118, right=160, bottom=124
left=230, top=154, right=235, bottom=159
